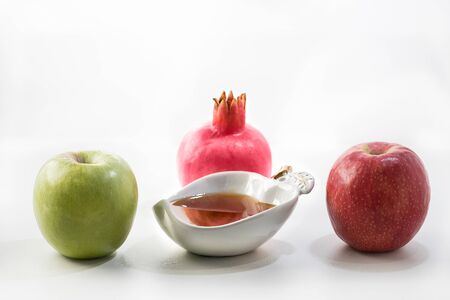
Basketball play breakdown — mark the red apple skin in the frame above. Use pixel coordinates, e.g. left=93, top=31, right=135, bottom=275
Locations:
left=326, top=142, right=430, bottom=252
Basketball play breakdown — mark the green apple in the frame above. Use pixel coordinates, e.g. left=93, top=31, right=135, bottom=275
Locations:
left=34, top=151, right=138, bottom=259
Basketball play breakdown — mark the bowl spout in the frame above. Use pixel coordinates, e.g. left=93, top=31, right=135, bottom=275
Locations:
left=153, top=200, right=178, bottom=243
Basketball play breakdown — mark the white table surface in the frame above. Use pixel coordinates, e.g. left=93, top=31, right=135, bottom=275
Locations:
left=1, top=0, right=449, bottom=299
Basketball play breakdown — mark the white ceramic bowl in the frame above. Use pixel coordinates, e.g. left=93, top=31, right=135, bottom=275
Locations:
left=153, top=169, right=314, bottom=256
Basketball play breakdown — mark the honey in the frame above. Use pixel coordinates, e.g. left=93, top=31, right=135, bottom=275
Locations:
left=172, top=192, right=275, bottom=226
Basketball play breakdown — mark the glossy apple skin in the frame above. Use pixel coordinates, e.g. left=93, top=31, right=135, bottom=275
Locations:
left=34, top=151, right=138, bottom=259
left=326, top=142, right=430, bottom=252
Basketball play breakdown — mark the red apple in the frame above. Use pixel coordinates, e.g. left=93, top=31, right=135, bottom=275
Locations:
left=326, top=142, right=430, bottom=252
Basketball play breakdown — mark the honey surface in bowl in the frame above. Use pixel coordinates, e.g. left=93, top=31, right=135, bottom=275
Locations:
left=171, top=192, right=275, bottom=226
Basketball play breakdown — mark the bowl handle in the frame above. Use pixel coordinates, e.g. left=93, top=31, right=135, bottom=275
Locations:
left=272, top=166, right=315, bottom=195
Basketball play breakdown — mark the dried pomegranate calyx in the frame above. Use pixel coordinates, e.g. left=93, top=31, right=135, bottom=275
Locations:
left=213, top=91, right=246, bottom=110
left=212, top=90, right=246, bottom=134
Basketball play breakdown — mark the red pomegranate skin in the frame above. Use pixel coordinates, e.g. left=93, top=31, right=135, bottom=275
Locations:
left=177, top=92, right=272, bottom=186
left=326, top=142, right=430, bottom=252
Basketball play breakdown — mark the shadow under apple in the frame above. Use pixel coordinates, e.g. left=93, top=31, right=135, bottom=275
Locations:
left=0, top=239, right=114, bottom=280
left=309, top=234, right=428, bottom=272
left=122, top=235, right=295, bottom=275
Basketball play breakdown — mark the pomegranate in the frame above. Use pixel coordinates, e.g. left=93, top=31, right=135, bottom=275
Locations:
left=177, top=91, right=272, bottom=185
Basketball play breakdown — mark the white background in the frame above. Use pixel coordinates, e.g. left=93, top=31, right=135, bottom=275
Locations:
left=1, top=0, right=450, bottom=299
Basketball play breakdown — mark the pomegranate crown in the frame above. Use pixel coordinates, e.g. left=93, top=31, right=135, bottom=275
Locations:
left=212, top=91, right=246, bottom=134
